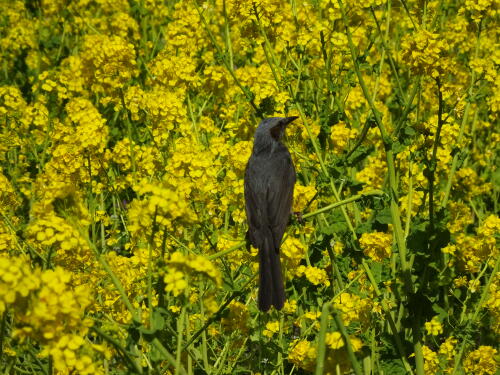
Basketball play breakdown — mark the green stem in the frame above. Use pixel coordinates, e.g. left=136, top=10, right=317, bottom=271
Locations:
left=315, top=303, right=330, bottom=375
left=207, top=242, right=245, bottom=260
left=303, top=190, right=385, bottom=219
left=442, top=21, right=482, bottom=207
left=452, top=256, right=499, bottom=374
left=331, top=306, right=363, bottom=375
left=152, top=339, right=188, bottom=375
left=92, top=326, right=143, bottom=374
left=335, top=1, right=422, bottom=370
left=427, top=77, right=444, bottom=233
left=175, top=308, right=186, bottom=375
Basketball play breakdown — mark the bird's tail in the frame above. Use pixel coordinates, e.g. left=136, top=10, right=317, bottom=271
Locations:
left=258, top=236, right=285, bottom=312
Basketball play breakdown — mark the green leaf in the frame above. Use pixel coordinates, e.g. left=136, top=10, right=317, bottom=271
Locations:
left=391, top=141, right=407, bottom=154
left=432, top=303, right=448, bottom=320
left=152, top=310, right=165, bottom=331
left=374, top=206, right=392, bottom=225
left=379, top=358, right=407, bottom=375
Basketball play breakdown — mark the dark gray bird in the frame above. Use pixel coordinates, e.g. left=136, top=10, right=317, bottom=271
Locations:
left=244, top=116, right=298, bottom=311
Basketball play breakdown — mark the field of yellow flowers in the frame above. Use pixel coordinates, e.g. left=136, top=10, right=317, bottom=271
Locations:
left=0, top=0, right=498, bottom=374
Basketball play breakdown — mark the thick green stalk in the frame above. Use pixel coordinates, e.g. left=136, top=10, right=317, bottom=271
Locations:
left=207, top=242, right=245, bottom=260
left=175, top=308, right=186, bottom=375
left=335, top=0, right=411, bottom=284
left=335, top=1, right=421, bottom=372
left=332, top=306, right=363, bottom=375
left=315, top=303, right=331, bottom=375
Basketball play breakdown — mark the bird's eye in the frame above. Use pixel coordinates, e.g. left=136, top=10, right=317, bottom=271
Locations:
left=270, top=124, right=282, bottom=140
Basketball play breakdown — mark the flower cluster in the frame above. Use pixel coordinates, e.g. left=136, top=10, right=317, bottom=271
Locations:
left=359, top=231, right=392, bottom=263
left=334, top=292, right=372, bottom=327
left=0, top=255, right=41, bottom=314
left=164, top=252, right=222, bottom=297
left=0, top=255, right=98, bottom=374
left=401, top=29, right=448, bottom=78
left=0, top=0, right=498, bottom=373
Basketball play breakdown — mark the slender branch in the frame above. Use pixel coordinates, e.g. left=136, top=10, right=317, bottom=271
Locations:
left=92, top=326, right=144, bottom=374
left=303, top=190, right=385, bottom=219
left=427, top=77, right=444, bottom=233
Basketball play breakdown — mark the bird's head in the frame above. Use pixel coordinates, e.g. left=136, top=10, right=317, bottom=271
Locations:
left=255, top=116, right=298, bottom=142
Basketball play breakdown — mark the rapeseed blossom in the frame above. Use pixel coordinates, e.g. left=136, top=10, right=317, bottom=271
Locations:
left=0, top=0, right=497, bottom=373
left=359, top=231, right=392, bottom=263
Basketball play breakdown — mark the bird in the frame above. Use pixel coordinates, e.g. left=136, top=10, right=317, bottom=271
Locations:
left=244, top=116, right=298, bottom=311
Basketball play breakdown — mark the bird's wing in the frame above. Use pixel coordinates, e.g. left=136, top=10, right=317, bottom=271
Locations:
left=244, top=159, right=269, bottom=249
left=266, top=151, right=295, bottom=251
left=245, top=149, right=295, bottom=251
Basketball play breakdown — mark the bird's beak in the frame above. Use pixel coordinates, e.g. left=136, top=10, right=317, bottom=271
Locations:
left=283, top=116, right=299, bottom=126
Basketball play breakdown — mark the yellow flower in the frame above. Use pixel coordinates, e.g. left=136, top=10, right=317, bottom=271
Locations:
left=334, top=292, right=372, bottom=327
left=147, top=52, right=200, bottom=91
left=169, top=305, right=181, bottom=314
left=80, top=34, right=138, bottom=99
left=439, top=336, right=457, bottom=360
left=461, top=0, right=497, bottom=22
left=0, top=255, right=41, bottom=313
left=221, top=301, right=250, bottom=334
left=356, top=155, right=387, bottom=190
left=293, top=184, right=318, bottom=212
left=330, top=121, right=358, bottom=154
left=359, top=231, right=392, bottom=263
left=401, top=28, right=447, bottom=78
left=425, top=316, right=443, bottom=336
left=463, top=346, right=498, bottom=375
left=164, top=269, right=188, bottom=297
left=325, top=331, right=344, bottom=350
left=422, top=346, right=439, bottom=374
left=303, top=266, right=330, bottom=286
left=263, top=321, right=280, bottom=338
left=477, top=215, right=500, bottom=237
left=281, top=237, right=307, bottom=276
left=288, top=339, right=316, bottom=372
left=333, top=241, right=344, bottom=255
left=283, top=299, right=298, bottom=314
